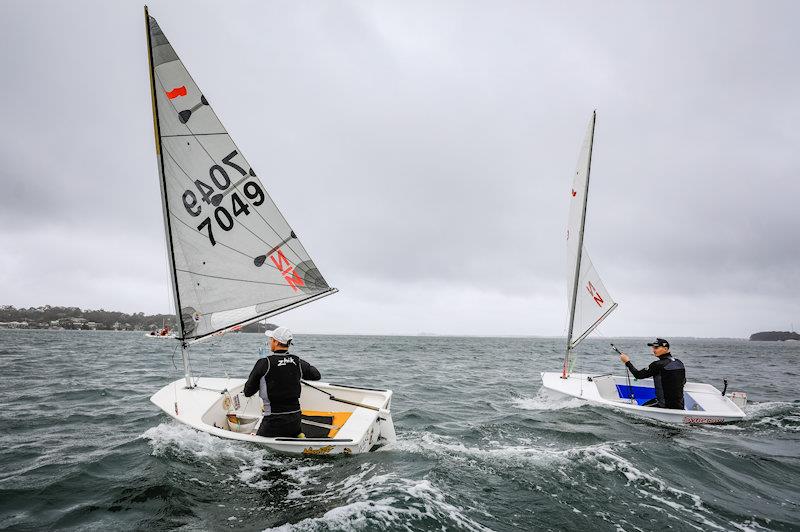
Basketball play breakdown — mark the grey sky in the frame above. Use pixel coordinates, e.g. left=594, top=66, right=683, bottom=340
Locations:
left=1, top=0, right=798, bottom=337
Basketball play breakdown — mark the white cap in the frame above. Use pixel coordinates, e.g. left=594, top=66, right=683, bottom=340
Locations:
left=265, top=326, right=293, bottom=345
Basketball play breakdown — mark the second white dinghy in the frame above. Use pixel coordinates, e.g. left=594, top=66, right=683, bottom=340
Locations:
left=143, top=8, right=396, bottom=454
left=539, top=113, right=747, bottom=424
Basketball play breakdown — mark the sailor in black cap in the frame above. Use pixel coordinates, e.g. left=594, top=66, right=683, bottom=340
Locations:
left=618, top=338, right=686, bottom=409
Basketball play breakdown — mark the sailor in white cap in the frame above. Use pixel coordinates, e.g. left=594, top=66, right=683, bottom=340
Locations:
left=243, top=325, right=321, bottom=437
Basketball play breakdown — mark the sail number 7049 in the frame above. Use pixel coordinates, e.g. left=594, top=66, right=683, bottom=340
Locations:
left=180, top=149, right=265, bottom=246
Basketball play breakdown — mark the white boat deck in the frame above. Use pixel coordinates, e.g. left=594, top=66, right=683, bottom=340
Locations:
left=541, top=372, right=746, bottom=424
left=151, top=377, right=396, bottom=455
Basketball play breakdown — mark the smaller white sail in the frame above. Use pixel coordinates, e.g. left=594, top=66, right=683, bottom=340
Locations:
left=569, top=254, right=616, bottom=348
left=565, top=113, right=617, bottom=368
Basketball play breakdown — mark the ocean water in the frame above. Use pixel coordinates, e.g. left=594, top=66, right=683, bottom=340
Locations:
left=0, top=330, right=797, bottom=531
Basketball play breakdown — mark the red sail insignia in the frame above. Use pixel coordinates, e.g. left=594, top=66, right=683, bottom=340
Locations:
left=586, top=281, right=604, bottom=307
left=166, top=86, right=188, bottom=99
left=269, top=249, right=306, bottom=292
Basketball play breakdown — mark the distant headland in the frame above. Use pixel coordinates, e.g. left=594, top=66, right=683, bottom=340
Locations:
left=749, top=331, right=800, bottom=341
left=0, top=305, right=263, bottom=333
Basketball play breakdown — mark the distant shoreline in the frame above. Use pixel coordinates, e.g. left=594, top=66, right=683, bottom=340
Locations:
left=749, top=331, right=800, bottom=341
left=0, top=305, right=766, bottom=340
left=0, top=305, right=264, bottom=333
left=0, top=328, right=753, bottom=341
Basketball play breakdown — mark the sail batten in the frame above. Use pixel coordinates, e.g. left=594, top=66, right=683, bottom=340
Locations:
left=175, top=269, right=311, bottom=287
left=570, top=302, right=618, bottom=349
left=146, top=12, right=336, bottom=341
left=186, top=288, right=338, bottom=345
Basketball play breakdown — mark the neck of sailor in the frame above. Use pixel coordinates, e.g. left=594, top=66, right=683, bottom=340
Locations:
left=269, top=338, right=289, bottom=353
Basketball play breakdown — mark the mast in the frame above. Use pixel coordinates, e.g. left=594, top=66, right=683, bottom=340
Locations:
left=563, top=110, right=596, bottom=378
left=144, top=5, right=192, bottom=387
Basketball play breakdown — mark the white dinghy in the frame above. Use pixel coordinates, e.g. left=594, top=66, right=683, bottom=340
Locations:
left=143, top=8, right=396, bottom=454
left=540, top=113, right=746, bottom=424
left=144, top=322, right=175, bottom=339
left=144, top=332, right=177, bottom=339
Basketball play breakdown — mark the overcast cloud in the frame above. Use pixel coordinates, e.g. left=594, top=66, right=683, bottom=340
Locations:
left=1, top=0, right=798, bottom=337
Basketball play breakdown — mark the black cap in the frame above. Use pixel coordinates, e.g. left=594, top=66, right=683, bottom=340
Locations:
left=647, top=338, right=669, bottom=348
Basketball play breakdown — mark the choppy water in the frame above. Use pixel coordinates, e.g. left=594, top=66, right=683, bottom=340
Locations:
left=0, top=330, right=798, bottom=531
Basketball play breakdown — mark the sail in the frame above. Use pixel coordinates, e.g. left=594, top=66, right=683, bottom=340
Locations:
left=146, top=14, right=336, bottom=342
left=566, top=113, right=617, bottom=353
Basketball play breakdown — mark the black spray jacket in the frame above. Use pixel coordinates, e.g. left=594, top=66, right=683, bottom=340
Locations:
left=243, top=351, right=321, bottom=415
left=625, top=354, right=686, bottom=409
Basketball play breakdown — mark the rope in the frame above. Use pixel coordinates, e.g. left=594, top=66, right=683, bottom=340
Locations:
left=624, top=364, right=634, bottom=404
left=609, top=342, right=635, bottom=404
left=171, top=342, right=179, bottom=370
left=301, top=381, right=382, bottom=413
left=589, top=322, right=635, bottom=405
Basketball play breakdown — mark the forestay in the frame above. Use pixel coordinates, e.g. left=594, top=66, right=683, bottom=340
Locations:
left=564, top=113, right=617, bottom=372
left=146, top=15, right=336, bottom=342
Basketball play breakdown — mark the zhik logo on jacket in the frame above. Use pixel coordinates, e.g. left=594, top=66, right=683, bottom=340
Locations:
left=276, top=357, right=296, bottom=367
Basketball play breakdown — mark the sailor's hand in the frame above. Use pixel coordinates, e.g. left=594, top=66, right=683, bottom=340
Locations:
left=619, top=353, right=630, bottom=363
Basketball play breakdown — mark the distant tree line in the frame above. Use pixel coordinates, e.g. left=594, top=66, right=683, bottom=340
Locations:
left=0, top=305, right=267, bottom=333
left=0, top=305, right=175, bottom=331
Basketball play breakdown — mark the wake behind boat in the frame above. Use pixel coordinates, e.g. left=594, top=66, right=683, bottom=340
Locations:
left=540, top=113, right=747, bottom=424
left=143, top=7, right=395, bottom=454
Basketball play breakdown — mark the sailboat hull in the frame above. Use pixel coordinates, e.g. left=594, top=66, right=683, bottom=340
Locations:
left=540, top=372, right=746, bottom=424
left=150, top=378, right=396, bottom=455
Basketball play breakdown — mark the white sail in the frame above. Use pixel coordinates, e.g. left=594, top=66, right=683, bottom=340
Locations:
left=146, top=15, right=336, bottom=342
left=565, top=113, right=617, bottom=360
left=569, top=254, right=616, bottom=348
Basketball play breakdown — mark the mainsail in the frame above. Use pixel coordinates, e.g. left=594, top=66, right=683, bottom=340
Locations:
left=563, top=112, right=617, bottom=375
left=145, top=10, right=336, bottom=343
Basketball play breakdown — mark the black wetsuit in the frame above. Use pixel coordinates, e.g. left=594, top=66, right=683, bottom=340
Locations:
left=243, top=351, right=321, bottom=437
left=625, top=353, right=686, bottom=409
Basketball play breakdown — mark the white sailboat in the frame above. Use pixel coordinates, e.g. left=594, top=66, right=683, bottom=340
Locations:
left=540, top=112, right=747, bottom=424
left=144, top=7, right=396, bottom=454
left=144, top=319, right=175, bottom=338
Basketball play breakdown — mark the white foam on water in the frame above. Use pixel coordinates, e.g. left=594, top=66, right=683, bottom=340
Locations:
left=142, top=422, right=267, bottom=463
left=742, top=401, right=800, bottom=432
left=232, top=447, right=331, bottom=493
left=283, top=463, right=335, bottom=499
left=263, top=465, right=493, bottom=532
left=729, top=517, right=772, bottom=531
left=264, top=499, right=420, bottom=532
left=512, top=390, right=586, bottom=411
left=751, top=415, right=800, bottom=432
left=396, top=433, right=742, bottom=530
left=744, top=401, right=795, bottom=417
left=141, top=421, right=299, bottom=489
left=569, top=443, right=737, bottom=530
left=695, top=423, right=745, bottom=433
left=141, top=422, right=774, bottom=530
left=394, top=430, right=572, bottom=467
left=408, top=430, right=724, bottom=530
